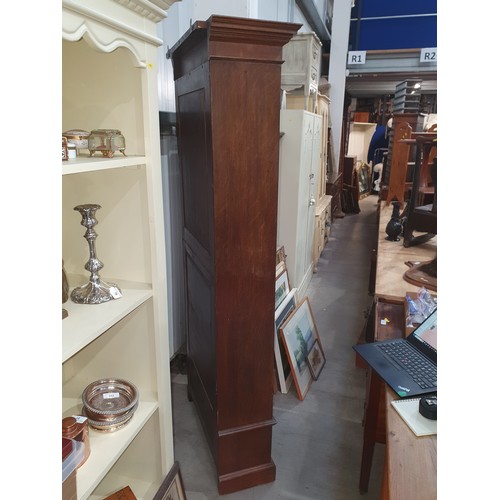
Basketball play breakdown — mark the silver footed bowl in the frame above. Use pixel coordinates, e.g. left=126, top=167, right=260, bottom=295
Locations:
left=82, top=378, right=139, bottom=417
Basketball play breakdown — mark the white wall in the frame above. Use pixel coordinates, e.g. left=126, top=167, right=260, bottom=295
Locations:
left=313, top=0, right=327, bottom=20
left=258, top=0, right=291, bottom=22
left=328, top=0, right=352, bottom=171
left=158, top=0, right=318, bottom=111
left=293, top=5, right=312, bottom=32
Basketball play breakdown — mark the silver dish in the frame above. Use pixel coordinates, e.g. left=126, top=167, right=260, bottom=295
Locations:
left=83, top=402, right=138, bottom=432
left=83, top=401, right=139, bottom=423
left=85, top=415, right=135, bottom=432
left=82, top=378, right=138, bottom=417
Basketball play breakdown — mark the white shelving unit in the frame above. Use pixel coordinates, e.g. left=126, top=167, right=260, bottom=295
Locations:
left=62, top=1, right=180, bottom=498
left=277, top=109, right=322, bottom=299
left=347, top=122, right=377, bottom=166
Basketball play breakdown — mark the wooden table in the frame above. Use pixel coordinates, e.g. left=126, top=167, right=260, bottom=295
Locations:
left=383, top=386, right=437, bottom=499
left=376, top=203, right=436, bottom=297
left=359, top=202, right=437, bottom=499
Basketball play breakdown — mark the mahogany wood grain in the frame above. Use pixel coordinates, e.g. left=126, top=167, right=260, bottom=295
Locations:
left=171, top=16, right=300, bottom=495
left=385, top=121, right=412, bottom=205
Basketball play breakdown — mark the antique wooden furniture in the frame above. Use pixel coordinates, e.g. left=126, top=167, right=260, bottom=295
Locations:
left=169, top=16, right=300, bottom=494
left=357, top=203, right=437, bottom=498
left=354, top=111, right=370, bottom=122
left=62, top=1, right=179, bottom=497
left=359, top=311, right=437, bottom=499
left=281, top=32, right=322, bottom=107
left=284, top=91, right=332, bottom=274
left=278, top=109, right=323, bottom=296
left=401, top=133, right=437, bottom=247
left=383, top=113, right=423, bottom=203
left=312, top=195, right=332, bottom=272
left=342, top=155, right=360, bottom=213
left=385, top=121, right=413, bottom=205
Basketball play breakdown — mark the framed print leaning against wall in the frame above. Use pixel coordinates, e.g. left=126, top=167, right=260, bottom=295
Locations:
left=153, top=461, right=186, bottom=500
left=274, top=288, right=298, bottom=393
left=275, top=268, right=290, bottom=310
left=307, top=340, right=326, bottom=380
left=279, top=297, right=325, bottom=399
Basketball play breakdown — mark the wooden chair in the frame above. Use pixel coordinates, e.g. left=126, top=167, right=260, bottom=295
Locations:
left=403, top=134, right=437, bottom=247
left=385, top=122, right=412, bottom=205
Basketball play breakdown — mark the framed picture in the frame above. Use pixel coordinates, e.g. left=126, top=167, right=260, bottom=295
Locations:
left=279, top=297, right=325, bottom=400
left=307, top=340, right=326, bottom=380
left=276, top=260, right=286, bottom=278
left=153, top=461, right=186, bottom=500
left=276, top=245, right=286, bottom=266
left=62, top=137, right=68, bottom=161
left=274, top=288, right=297, bottom=393
left=357, top=161, right=371, bottom=199
left=275, top=268, right=290, bottom=310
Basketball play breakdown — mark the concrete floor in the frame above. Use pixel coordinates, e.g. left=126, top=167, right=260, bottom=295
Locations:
left=170, top=195, right=385, bottom=499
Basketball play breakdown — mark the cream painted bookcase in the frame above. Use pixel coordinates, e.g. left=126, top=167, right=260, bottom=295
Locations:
left=62, top=1, right=179, bottom=498
left=278, top=109, right=322, bottom=298
left=285, top=92, right=332, bottom=272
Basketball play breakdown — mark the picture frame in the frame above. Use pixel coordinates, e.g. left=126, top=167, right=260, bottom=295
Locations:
left=274, top=288, right=297, bottom=393
left=307, top=339, right=326, bottom=380
left=276, top=260, right=286, bottom=278
left=276, top=245, right=286, bottom=266
left=279, top=297, right=325, bottom=400
left=153, top=461, right=186, bottom=500
left=62, top=136, right=68, bottom=161
left=275, top=268, right=290, bottom=311
left=357, top=161, right=371, bottom=199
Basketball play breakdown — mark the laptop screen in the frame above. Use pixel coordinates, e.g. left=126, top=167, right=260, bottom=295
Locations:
left=409, top=307, right=437, bottom=361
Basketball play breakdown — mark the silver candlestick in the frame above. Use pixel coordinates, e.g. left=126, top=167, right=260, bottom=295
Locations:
left=71, top=204, right=122, bottom=304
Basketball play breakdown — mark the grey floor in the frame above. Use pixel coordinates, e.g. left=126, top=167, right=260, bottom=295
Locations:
left=170, top=195, right=385, bottom=499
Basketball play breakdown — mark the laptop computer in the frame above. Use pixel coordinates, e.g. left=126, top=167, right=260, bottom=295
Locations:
left=353, top=308, right=437, bottom=398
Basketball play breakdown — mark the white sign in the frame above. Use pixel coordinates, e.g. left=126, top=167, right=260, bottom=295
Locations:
left=348, top=51, right=366, bottom=65
left=420, top=48, right=437, bottom=63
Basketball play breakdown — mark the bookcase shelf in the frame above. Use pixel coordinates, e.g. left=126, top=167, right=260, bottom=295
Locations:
left=62, top=1, right=179, bottom=497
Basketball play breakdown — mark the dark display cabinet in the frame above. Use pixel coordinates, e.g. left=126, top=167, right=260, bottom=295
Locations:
left=169, top=16, right=300, bottom=494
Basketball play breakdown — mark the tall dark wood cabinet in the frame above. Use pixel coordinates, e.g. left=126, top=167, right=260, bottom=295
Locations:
left=169, top=16, right=300, bottom=494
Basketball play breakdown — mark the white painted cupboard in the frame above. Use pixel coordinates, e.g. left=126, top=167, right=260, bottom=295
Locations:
left=277, top=109, right=322, bottom=298
left=62, top=1, right=179, bottom=498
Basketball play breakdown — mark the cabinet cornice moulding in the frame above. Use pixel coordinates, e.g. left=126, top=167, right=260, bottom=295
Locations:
left=208, top=15, right=302, bottom=48
left=148, top=0, right=181, bottom=10
left=62, top=0, right=165, bottom=67
left=113, top=0, right=179, bottom=23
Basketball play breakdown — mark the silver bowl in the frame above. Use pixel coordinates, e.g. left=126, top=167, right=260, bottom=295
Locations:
left=82, top=378, right=139, bottom=418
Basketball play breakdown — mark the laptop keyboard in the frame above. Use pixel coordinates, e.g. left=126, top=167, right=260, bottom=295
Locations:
left=377, top=341, right=437, bottom=389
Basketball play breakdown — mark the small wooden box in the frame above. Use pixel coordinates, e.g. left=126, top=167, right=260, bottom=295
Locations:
left=354, top=111, right=370, bottom=123
left=103, top=485, right=137, bottom=500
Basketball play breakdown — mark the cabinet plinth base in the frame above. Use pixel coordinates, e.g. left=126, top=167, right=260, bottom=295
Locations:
left=218, top=460, right=276, bottom=495
left=216, top=417, right=277, bottom=494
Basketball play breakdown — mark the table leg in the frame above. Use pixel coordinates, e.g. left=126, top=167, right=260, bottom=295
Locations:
left=381, top=445, right=389, bottom=500
left=359, top=369, right=383, bottom=493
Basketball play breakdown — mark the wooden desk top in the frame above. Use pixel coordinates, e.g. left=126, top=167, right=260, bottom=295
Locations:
left=376, top=202, right=437, bottom=499
left=376, top=203, right=437, bottom=298
left=385, top=387, right=437, bottom=500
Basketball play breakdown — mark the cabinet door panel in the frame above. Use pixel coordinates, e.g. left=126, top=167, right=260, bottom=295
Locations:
left=176, top=69, right=213, bottom=255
